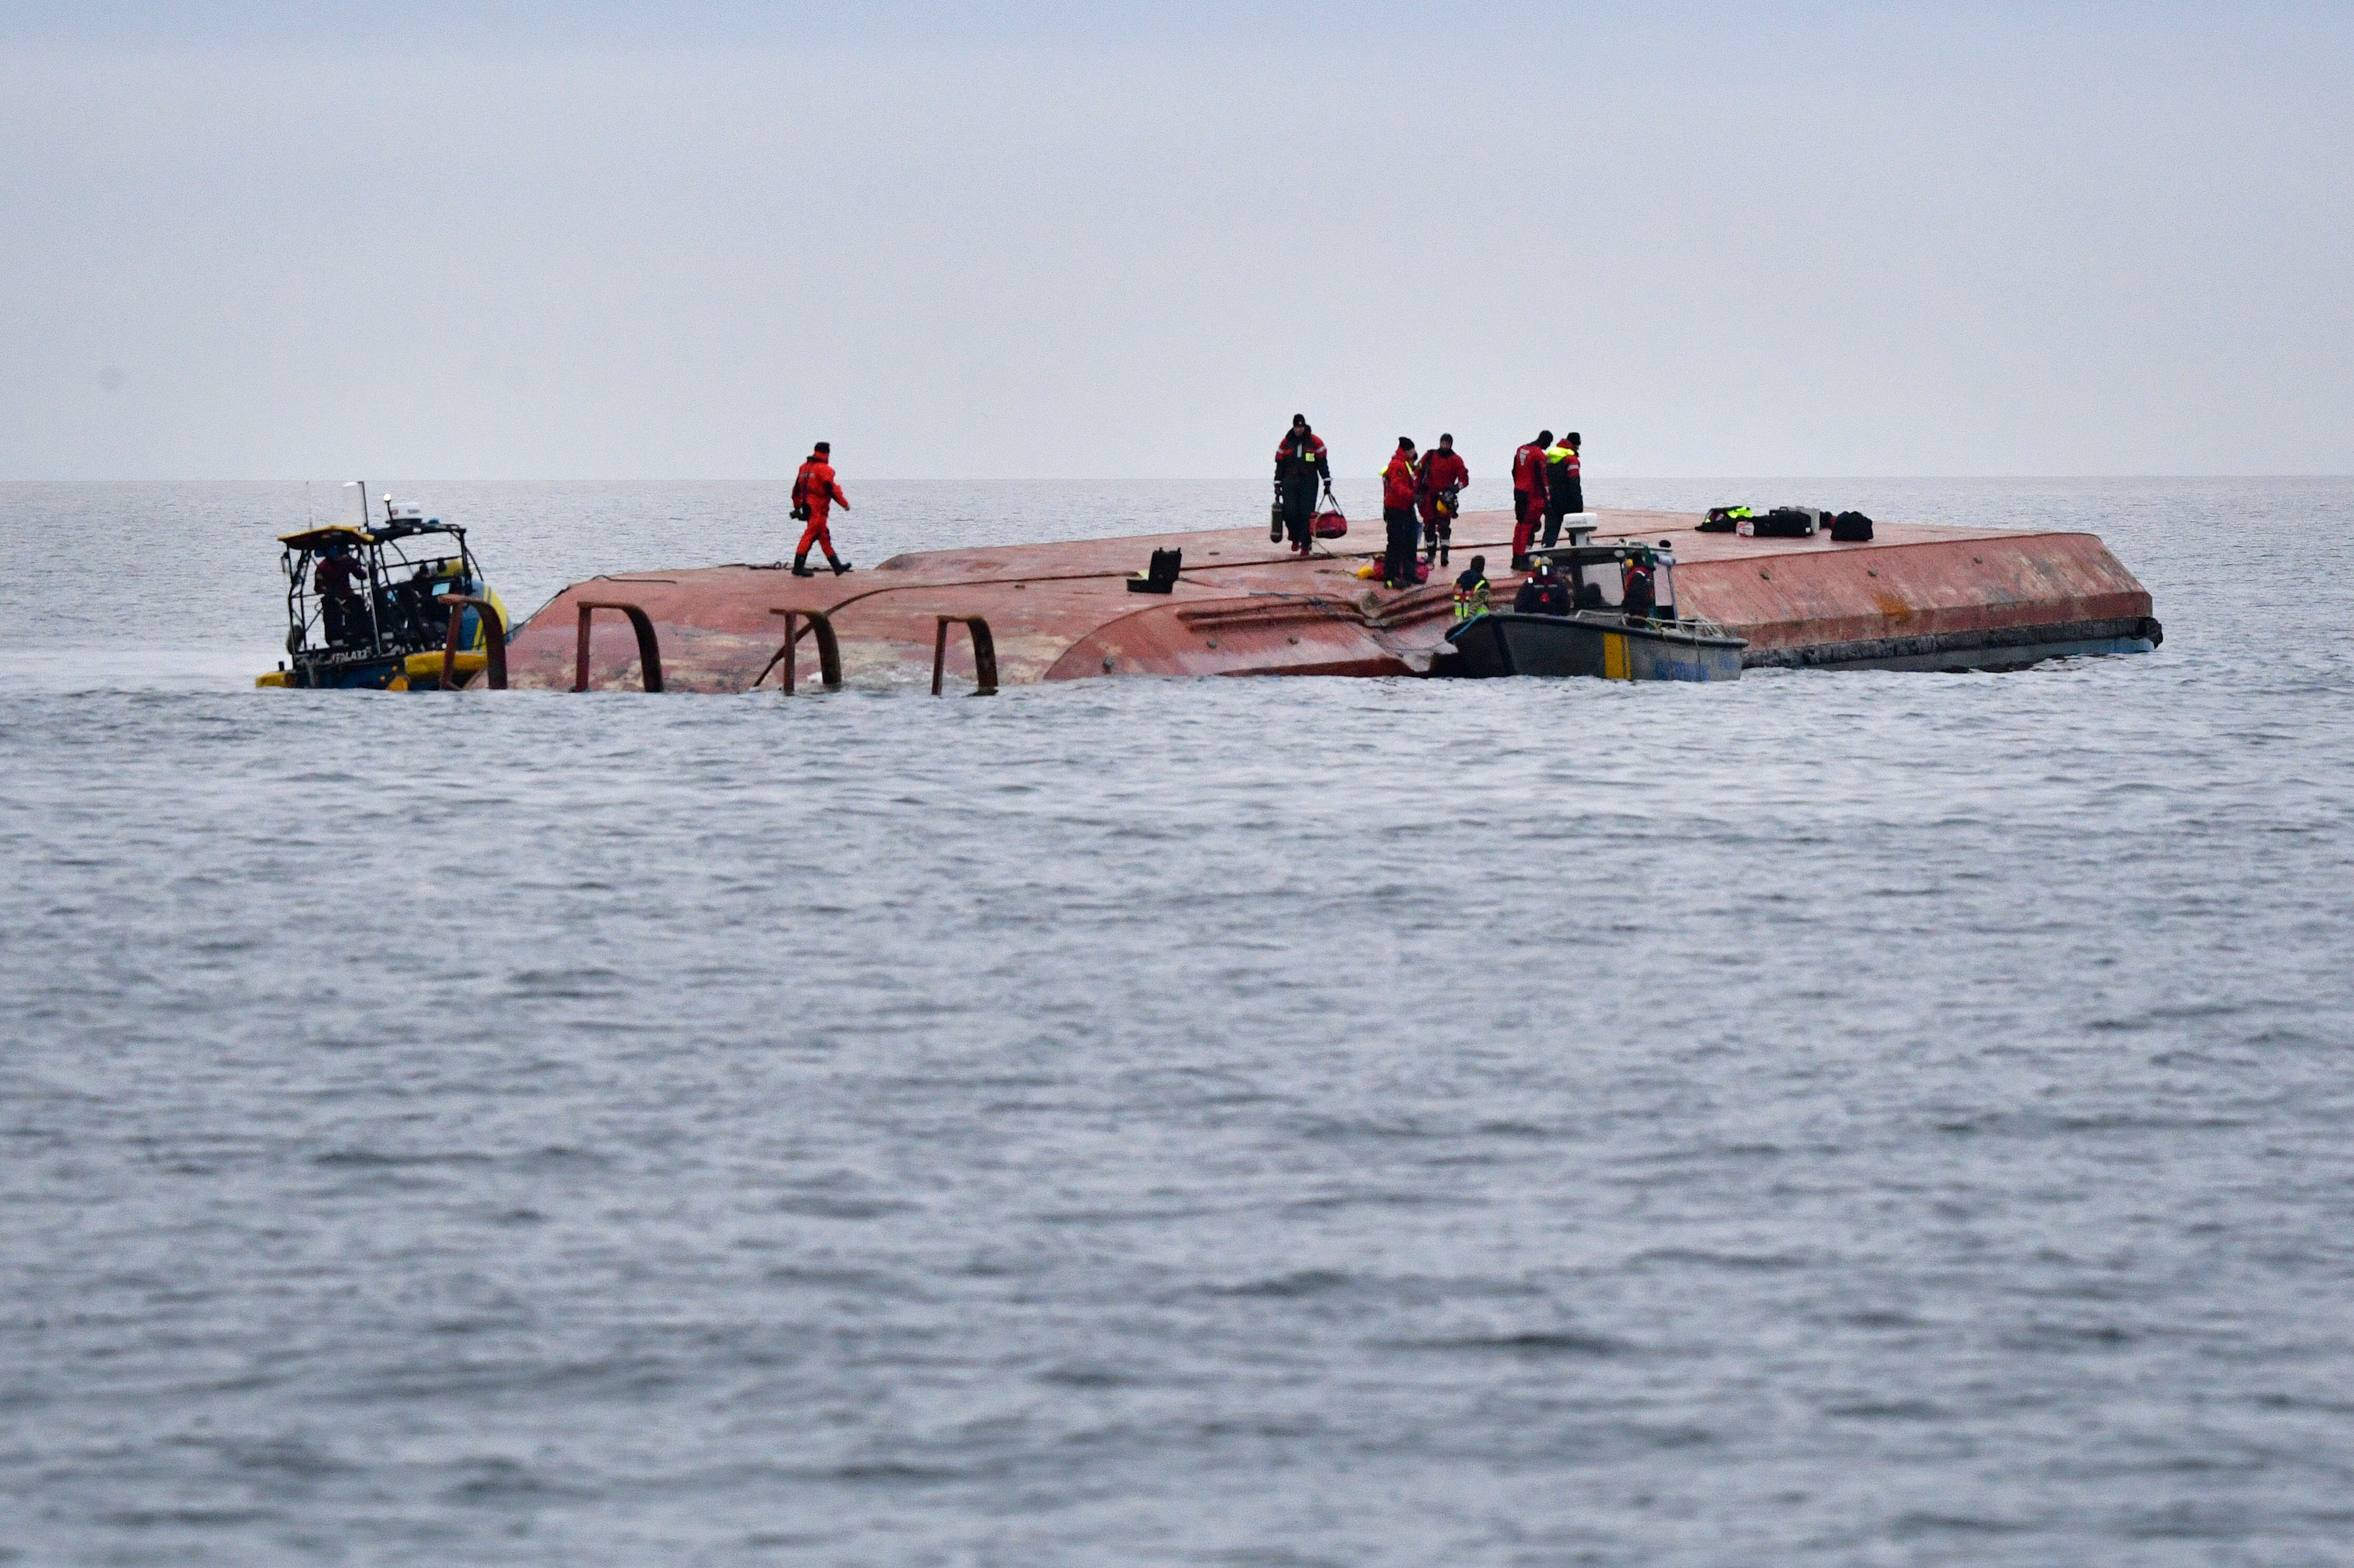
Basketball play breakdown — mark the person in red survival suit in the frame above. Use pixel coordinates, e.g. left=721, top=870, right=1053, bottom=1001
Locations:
left=1510, top=428, right=1554, bottom=571
left=1417, top=433, right=1469, bottom=566
left=789, top=442, right=853, bottom=577
left=1381, top=438, right=1422, bottom=589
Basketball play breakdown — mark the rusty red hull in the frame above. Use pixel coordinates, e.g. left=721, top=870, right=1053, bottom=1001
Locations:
left=501, top=510, right=2158, bottom=691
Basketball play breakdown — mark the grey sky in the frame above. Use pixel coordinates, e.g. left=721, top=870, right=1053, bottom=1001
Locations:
left=4, top=2, right=2349, bottom=479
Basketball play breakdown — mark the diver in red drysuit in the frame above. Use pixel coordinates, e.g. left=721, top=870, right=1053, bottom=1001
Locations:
left=1510, top=429, right=1553, bottom=570
left=1417, top=435, right=1469, bottom=564
left=790, top=443, right=853, bottom=577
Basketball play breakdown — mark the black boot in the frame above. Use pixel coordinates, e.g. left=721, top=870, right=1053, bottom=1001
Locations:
left=791, top=552, right=815, bottom=578
left=828, top=555, right=853, bottom=575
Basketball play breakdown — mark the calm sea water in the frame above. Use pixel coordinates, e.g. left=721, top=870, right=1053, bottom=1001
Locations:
left=4, top=478, right=2351, bottom=1565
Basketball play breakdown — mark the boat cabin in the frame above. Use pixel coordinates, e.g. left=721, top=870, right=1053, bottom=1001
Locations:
left=262, top=489, right=502, bottom=689
left=1529, top=534, right=1680, bottom=622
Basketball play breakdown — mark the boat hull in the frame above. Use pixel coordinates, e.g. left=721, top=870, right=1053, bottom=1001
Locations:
left=1439, top=613, right=1747, bottom=682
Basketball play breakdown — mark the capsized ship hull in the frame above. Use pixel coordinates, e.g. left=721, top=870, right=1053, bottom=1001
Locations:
left=499, top=510, right=2160, bottom=692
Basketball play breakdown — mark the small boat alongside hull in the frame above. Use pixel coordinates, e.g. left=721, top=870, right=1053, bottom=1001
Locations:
left=1438, top=612, right=1747, bottom=682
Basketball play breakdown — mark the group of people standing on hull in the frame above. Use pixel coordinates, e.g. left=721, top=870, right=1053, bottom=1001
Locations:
left=1378, top=436, right=1472, bottom=590
left=1277, top=416, right=1582, bottom=587
left=1510, top=429, right=1583, bottom=572
left=1273, top=415, right=1475, bottom=591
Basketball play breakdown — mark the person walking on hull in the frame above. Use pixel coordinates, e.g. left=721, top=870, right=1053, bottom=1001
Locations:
left=1543, top=431, right=1583, bottom=549
left=1381, top=438, right=1421, bottom=590
left=790, top=442, right=853, bottom=577
left=1273, top=415, right=1331, bottom=555
left=1418, top=433, right=1469, bottom=566
left=1510, top=429, right=1553, bottom=571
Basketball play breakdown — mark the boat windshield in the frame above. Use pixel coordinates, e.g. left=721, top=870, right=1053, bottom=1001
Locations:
left=1575, top=558, right=1624, bottom=609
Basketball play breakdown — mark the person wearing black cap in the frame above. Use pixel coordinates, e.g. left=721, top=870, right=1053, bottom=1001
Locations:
left=1272, top=415, right=1331, bottom=555
left=1381, top=438, right=1421, bottom=589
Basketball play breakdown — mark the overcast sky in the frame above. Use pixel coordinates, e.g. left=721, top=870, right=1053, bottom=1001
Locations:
left=4, top=2, right=2349, bottom=479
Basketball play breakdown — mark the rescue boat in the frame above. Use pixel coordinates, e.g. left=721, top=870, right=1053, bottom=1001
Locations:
left=255, top=484, right=509, bottom=690
left=1435, top=529, right=1747, bottom=682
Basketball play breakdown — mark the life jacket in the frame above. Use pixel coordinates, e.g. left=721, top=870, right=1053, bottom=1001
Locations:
left=794, top=458, right=842, bottom=517
left=1421, top=449, right=1469, bottom=496
left=1623, top=562, right=1655, bottom=614
left=1275, top=430, right=1328, bottom=483
left=1543, top=446, right=1581, bottom=508
left=313, top=553, right=365, bottom=598
left=1452, top=575, right=1491, bottom=620
left=1381, top=452, right=1419, bottom=510
left=1512, top=442, right=1547, bottom=493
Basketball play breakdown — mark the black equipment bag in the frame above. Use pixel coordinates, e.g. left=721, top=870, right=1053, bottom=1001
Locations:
left=1830, top=510, right=1875, bottom=542
left=1750, top=507, right=1821, bottom=538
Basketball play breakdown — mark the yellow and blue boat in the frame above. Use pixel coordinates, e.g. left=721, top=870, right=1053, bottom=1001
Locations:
left=255, top=487, right=507, bottom=690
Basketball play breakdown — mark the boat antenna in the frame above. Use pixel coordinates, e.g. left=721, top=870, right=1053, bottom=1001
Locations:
left=304, top=481, right=314, bottom=529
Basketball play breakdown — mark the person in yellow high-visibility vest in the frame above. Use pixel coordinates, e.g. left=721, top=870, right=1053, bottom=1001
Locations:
left=1452, top=555, right=1491, bottom=621
left=1542, top=432, right=1583, bottom=549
